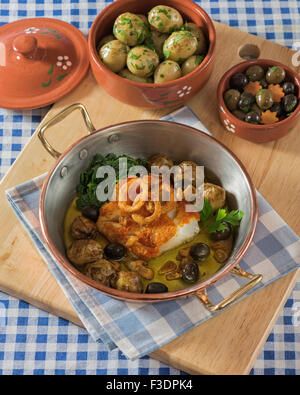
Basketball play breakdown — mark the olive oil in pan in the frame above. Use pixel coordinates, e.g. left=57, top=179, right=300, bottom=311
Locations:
left=64, top=196, right=222, bottom=292
left=146, top=233, right=222, bottom=292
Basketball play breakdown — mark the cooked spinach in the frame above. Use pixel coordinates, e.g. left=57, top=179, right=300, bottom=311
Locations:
left=76, top=153, right=147, bottom=209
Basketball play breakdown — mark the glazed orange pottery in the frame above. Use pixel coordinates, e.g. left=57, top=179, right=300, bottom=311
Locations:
left=217, top=59, right=300, bottom=143
left=88, top=0, right=216, bottom=109
left=0, top=18, right=89, bottom=110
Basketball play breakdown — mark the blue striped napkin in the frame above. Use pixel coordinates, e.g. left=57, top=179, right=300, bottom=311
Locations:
left=6, top=106, right=300, bottom=360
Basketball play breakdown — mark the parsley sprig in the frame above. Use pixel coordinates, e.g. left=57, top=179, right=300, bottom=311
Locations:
left=200, top=198, right=244, bottom=233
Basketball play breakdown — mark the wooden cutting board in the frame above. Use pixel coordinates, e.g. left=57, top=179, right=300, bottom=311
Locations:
left=1, top=21, right=300, bottom=375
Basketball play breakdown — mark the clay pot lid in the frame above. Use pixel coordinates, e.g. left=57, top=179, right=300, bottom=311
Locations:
left=0, top=18, right=89, bottom=110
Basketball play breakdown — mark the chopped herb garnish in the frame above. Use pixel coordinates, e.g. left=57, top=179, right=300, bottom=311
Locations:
left=163, top=48, right=171, bottom=58
left=199, top=198, right=244, bottom=233
left=269, top=66, right=278, bottom=73
left=157, top=7, right=171, bottom=19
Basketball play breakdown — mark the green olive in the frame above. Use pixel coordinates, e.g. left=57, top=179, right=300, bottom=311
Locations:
left=99, top=40, right=129, bottom=73
left=223, top=89, right=241, bottom=111
left=256, top=89, right=274, bottom=110
left=163, top=31, right=198, bottom=62
left=265, top=66, right=286, bottom=84
left=154, top=60, right=181, bottom=83
left=148, top=5, right=183, bottom=33
left=181, top=55, right=204, bottom=76
left=127, top=46, right=159, bottom=77
left=113, top=12, right=148, bottom=46
left=245, top=65, right=265, bottom=82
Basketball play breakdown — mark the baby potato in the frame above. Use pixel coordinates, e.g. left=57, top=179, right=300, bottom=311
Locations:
left=119, top=68, right=153, bottom=83
left=154, top=60, right=181, bottom=83
left=113, top=12, right=148, bottom=46
left=127, top=46, right=159, bottom=77
left=99, top=40, right=129, bottom=73
left=183, top=23, right=207, bottom=55
left=97, top=34, right=115, bottom=50
left=148, top=5, right=183, bottom=33
left=163, top=31, right=198, bottom=62
left=145, top=29, right=169, bottom=60
left=138, top=14, right=150, bottom=27
left=181, top=55, right=204, bottom=76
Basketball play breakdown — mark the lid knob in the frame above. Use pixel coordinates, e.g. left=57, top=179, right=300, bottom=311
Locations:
left=13, top=34, right=37, bottom=58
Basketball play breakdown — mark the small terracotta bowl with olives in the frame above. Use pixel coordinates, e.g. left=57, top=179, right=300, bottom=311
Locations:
left=217, top=59, right=300, bottom=143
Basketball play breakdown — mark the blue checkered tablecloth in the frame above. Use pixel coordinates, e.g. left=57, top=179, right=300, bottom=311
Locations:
left=0, top=0, right=300, bottom=376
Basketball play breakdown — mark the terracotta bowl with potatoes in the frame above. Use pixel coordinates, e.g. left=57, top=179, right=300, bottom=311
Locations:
left=88, top=0, right=216, bottom=109
left=217, top=59, right=300, bottom=143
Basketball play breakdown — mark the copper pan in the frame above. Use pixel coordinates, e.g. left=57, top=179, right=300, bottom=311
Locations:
left=38, top=103, right=261, bottom=312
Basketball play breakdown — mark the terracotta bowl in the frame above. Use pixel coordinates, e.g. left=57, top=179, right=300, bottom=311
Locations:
left=88, top=0, right=216, bottom=109
left=217, top=59, right=300, bottom=143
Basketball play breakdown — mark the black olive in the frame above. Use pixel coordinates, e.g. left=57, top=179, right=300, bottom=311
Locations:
left=244, top=111, right=261, bottom=124
left=182, top=262, right=199, bottom=284
left=232, top=109, right=246, bottom=121
left=190, top=243, right=210, bottom=262
left=282, top=82, right=295, bottom=95
left=145, top=282, right=168, bottom=294
left=230, top=73, right=248, bottom=91
left=104, top=243, right=126, bottom=260
left=238, top=92, right=255, bottom=113
left=282, top=94, right=298, bottom=114
left=259, top=79, right=268, bottom=89
left=81, top=205, right=99, bottom=222
left=270, top=102, right=284, bottom=118
left=211, top=222, right=232, bottom=241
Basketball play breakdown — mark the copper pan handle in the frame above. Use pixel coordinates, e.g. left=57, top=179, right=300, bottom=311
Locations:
left=196, top=265, right=263, bottom=313
left=37, top=103, right=96, bottom=159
